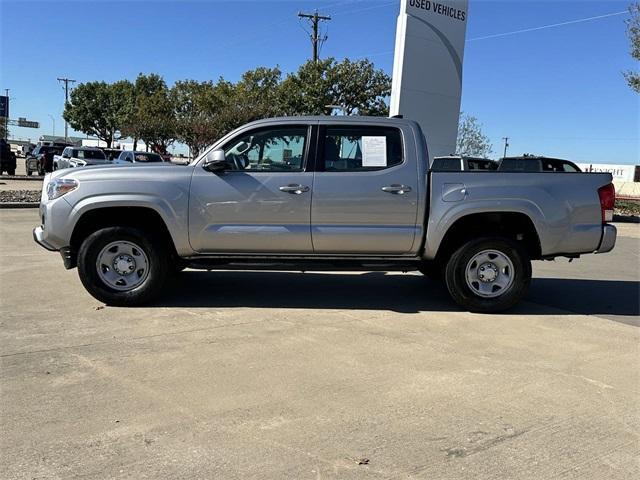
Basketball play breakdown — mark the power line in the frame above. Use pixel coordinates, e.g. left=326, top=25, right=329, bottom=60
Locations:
left=468, top=11, right=627, bottom=42
left=298, top=10, right=332, bottom=62
left=329, top=0, right=396, bottom=16
left=57, top=77, right=76, bottom=142
left=352, top=9, right=628, bottom=59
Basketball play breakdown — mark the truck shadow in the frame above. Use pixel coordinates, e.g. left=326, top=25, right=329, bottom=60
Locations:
left=526, top=277, right=640, bottom=324
left=156, top=271, right=639, bottom=321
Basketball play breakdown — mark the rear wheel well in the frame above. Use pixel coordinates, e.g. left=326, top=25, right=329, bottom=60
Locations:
left=70, top=207, right=177, bottom=260
left=435, top=212, right=541, bottom=262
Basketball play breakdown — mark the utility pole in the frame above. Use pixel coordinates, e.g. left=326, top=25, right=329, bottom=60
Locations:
left=298, top=10, right=331, bottom=62
left=57, top=77, right=76, bottom=141
left=502, top=137, right=510, bottom=158
left=3, top=89, right=8, bottom=140
left=48, top=114, right=55, bottom=137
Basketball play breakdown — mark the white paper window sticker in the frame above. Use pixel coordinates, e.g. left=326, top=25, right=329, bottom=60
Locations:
left=362, top=136, right=387, bottom=167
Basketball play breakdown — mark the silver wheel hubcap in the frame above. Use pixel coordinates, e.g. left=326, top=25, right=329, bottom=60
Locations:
left=96, top=241, right=149, bottom=291
left=465, top=249, right=515, bottom=298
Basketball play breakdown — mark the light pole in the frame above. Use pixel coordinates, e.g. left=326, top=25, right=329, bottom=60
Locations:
left=3, top=89, right=8, bottom=141
left=47, top=114, right=55, bottom=137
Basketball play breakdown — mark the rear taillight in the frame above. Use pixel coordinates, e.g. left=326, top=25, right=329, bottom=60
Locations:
left=598, top=183, right=615, bottom=223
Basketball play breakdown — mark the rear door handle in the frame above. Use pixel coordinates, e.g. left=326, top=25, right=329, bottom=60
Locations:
left=382, top=184, right=412, bottom=195
left=279, top=184, right=310, bottom=195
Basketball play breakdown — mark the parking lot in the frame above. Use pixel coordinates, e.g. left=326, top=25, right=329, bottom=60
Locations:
left=1, top=209, right=639, bottom=479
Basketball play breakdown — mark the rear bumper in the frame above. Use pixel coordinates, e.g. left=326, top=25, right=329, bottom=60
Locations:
left=595, top=224, right=617, bottom=254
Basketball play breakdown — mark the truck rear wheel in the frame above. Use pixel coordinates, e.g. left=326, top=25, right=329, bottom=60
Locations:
left=444, top=237, right=531, bottom=313
left=77, top=226, right=170, bottom=306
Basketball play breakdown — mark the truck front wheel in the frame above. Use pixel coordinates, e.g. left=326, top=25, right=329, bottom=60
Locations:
left=444, top=237, right=531, bottom=313
left=77, top=226, right=170, bottom=306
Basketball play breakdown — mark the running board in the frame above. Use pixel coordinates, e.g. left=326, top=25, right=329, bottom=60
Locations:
left=183, top=255, right=422, bottom=272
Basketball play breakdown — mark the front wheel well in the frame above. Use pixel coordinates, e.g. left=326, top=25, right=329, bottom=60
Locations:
left=70, top=207, right=177, bottom=261
left=435, top=212, right=542, bottom=262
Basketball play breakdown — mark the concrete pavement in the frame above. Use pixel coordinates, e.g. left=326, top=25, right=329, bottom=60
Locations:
left=1, top=210, right=638, bottom=479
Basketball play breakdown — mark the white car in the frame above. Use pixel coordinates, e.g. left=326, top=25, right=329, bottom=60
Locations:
left=53, top=147, right=109, bottom=170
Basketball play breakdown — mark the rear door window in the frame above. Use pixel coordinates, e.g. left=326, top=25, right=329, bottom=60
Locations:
left=320, top=126, right=403, bottom=172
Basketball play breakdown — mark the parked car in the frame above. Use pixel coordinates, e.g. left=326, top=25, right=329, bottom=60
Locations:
left=498, top=155, right=581, bottom=173
left=432, top=155, right=498, bottom=171
left=34, top=116, right=617, bottom=312
left=101, top=148, right=122, bottom=161
left=0, top=139, right=17, bottom=175
left=26, top=145, right=65, bottom=175
left=113, top=151, right=165, bottom=164
left=53, top=147, right=109, bottom=170
left=22, top=143, right=36, bottom=157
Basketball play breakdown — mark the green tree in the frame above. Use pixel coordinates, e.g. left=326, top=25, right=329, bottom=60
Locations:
left=331, top=58, right=391, bottom=116
left=456, top=113, right=493, bottom=158
left=171, top=80, right=221, bottom=158
left=219, top=67, right=285, bottom=131
left=63, top=81, right=131, bottom=147
left=122, top=74, right=176, bottom=152
left=280, top=58, right=391, bottom=116
left=625, top=2, right=640, bottom=92
left=280, top=58, right=336, bottom=115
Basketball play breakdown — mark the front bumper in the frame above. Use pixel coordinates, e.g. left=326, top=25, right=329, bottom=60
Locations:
left=33, top=193, right=74, bottom=254
left=595, top=224, right=617, bottom=254
left=33, top=227, right=77, bottom=269
left=33, top=226, right=57, bottom=251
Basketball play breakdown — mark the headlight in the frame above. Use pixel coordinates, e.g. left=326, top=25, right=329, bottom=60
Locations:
left=47, top=178, right=78, bottom=200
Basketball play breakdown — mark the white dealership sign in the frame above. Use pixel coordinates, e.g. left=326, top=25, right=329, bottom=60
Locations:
left=390, top=0, right=469, bottom=161
left=576, top=163, right=637, bottom=183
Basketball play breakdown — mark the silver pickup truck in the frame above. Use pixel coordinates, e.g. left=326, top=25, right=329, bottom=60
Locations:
left=33, top=116, right=617, bottom=312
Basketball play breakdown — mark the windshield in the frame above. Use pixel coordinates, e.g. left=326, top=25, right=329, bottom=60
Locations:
left=134, top=153, right=163, bottom=163
left=76, top=149, right=106, bottom=160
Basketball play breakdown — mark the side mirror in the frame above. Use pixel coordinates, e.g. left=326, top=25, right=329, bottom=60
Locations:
left=62, top=153, right=70, bottom=159
left=203, top=149, right=228, bottom=173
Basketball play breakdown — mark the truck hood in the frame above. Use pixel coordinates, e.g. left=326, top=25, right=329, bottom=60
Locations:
left=49, top=162, right=189, bottom=182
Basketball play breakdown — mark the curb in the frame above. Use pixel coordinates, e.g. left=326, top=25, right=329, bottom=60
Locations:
left=0, top=176, right=44, bottom=181
left=0, top=203, right=40, bottom=209
left=614, top=214, right=640, bottom=224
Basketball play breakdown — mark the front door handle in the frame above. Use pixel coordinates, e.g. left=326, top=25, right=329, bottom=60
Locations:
left=279, top=184, right=310, bottom=195
left=382, top=184, right=412, bottom=195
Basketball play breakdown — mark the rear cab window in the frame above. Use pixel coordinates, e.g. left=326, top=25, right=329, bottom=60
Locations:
left=76, top=149, right=106, bottom=160
left=432, top=157, right=462, bottom=171
left=319, top=126, right=403, bottom=172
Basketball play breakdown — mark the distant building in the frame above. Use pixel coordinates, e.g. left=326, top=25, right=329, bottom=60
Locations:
left=38, top=135, right=85, bottom=146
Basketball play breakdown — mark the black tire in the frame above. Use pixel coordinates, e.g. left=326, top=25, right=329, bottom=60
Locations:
left=77, top=226, right=170, bottom=306
left=444, top=237, right=531, bottom=313
left=26, top=168, right=32, bottom=176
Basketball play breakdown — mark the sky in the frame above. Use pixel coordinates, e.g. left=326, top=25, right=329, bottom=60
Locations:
left=0, top=0, right=638, bottom=163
